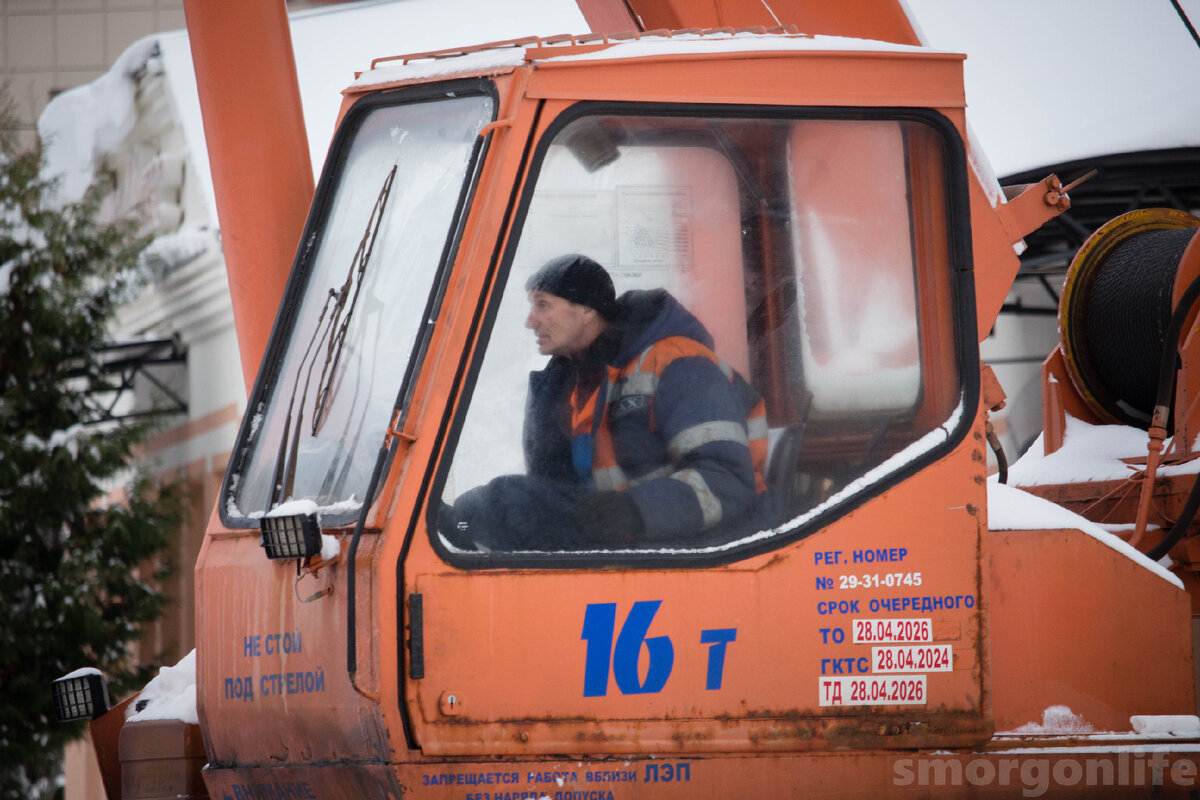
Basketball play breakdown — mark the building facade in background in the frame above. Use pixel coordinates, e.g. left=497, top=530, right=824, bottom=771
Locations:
left=3, top=0, right=187, bottom=149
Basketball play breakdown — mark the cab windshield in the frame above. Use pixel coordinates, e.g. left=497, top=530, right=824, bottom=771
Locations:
left=225, top=91, right=494, bottom=523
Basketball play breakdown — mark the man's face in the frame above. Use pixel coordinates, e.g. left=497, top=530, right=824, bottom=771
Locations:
left=525, top=290, right=599, bottom=357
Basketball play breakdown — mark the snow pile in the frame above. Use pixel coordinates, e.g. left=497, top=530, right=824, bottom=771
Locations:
left=38, top=37, right=162, bottom=205
left=1008, top=414, right=1200, bottom=486
left=1001, top=710, right=1200, bottom=738
left=1131, top=715, right=1200, bottom=737
left=138, top=224, right=217, bottom=275
left=987, top=482, right=1183, bottom=589
left=126, top=649, right=198, bottom=725
left=1006, top=705, right=1096, bottom=735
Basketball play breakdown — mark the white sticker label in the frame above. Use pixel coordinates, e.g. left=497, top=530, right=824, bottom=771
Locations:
left=872, top=644, right=952, bottom=673
left=851, top=617, right=932, bottom=644
left=819, top=675, right=927, bottom=706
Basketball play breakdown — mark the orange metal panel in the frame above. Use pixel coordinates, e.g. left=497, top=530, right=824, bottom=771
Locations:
left=622, top=0, right=921, bottom=45
left=119, top=719, right=207, bottom=800
left=86, top=695, right=136, bottom=800
left=988, top=527, right=1195, bottom=732
left=202, top=748, right=1200, bottom=798
left=367, top=80, right=990, bottom=757
left=182, top=0, right=314, bottom=394
left=576, top=0, right=639, bottom=33
left=194, top=533, right=391, bottom=765
left=1038, top=346, right=1106, bottom=455
left=967, top=177, right=1023, bottom=342
left=369, top=71, right=549, bottom=761
left=525, top=49, right=967, bottom=110
left=402, top=425, right=990, bottom=756
left=771, top=0, right=921, bottom=45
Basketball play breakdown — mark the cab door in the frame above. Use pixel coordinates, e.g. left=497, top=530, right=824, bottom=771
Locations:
left=400, top=96, right=987, bottom=758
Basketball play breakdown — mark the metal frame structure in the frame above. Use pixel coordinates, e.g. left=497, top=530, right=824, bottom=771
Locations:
left=69, top=337, right=188, bottom=423
left=1003, top=146, right=1200, bottom=315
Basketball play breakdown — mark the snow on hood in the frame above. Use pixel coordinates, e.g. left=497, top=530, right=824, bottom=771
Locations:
left=126, top=649, right=197, bottom=725
left=1008, top=414, right=1200, bottom=486
left=987, top=481, right=1183, bottom=589
left=1131, top=715, right=1200, bottom=737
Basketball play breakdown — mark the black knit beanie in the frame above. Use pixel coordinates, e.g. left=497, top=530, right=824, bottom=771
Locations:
left=525, top=254, right=618, bottom=320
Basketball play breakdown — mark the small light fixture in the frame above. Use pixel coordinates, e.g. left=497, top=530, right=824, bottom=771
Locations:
left=260, top=512, right=322, bottom=560
left=52, top=669, right=110, bottom=722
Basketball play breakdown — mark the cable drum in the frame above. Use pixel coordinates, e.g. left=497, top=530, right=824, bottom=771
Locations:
left=1084, top=229, right=1194, bottom=420
left=1059, top=209, right=1200, bottom=429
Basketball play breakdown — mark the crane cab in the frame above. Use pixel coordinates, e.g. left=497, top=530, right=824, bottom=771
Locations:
left=199, top=30, right=994, bottom=797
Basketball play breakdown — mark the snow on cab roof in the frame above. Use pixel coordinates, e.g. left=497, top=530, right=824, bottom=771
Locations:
left=350, top=28, right=948, bottom=91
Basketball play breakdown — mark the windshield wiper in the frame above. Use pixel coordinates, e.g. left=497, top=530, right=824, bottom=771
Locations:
left=266, top=164, right=397, bottom=509
left=312, top=164, right=396, bottom=434
left=267, top=288, right=336, bottom=508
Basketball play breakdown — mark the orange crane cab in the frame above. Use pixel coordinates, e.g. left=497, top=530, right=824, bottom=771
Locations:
left=61, top=6, right=1200, bottom=800
left=186, top=26, right=1199, bottom=798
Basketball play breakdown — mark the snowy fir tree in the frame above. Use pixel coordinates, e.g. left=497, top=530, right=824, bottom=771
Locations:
left=0, top=94, right=179, bottom=797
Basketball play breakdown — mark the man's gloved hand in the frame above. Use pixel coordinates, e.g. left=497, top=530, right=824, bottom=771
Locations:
left=572, top=490, right=645, bottom=547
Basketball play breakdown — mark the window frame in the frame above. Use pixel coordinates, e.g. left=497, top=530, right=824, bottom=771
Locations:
left=428, top=100, right=979, bottom=569
left=218, top=78, right=499, bottom=530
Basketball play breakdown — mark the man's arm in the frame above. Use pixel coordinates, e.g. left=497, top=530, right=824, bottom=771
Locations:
left=624, top=351, right=759, bottom=540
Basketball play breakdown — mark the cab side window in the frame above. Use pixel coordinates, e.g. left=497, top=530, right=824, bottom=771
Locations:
left=435, top=110, right=964, bottom=561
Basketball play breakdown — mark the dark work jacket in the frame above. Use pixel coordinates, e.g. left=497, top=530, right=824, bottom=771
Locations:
left=523, top=289, right=778, bottom=543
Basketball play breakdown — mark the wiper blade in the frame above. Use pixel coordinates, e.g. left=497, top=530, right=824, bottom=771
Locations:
left=312, top=164, right=397, bottom=435
left=266, top=164, right=397, bottom=510
left=267, top=288, right=337, bottom=508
